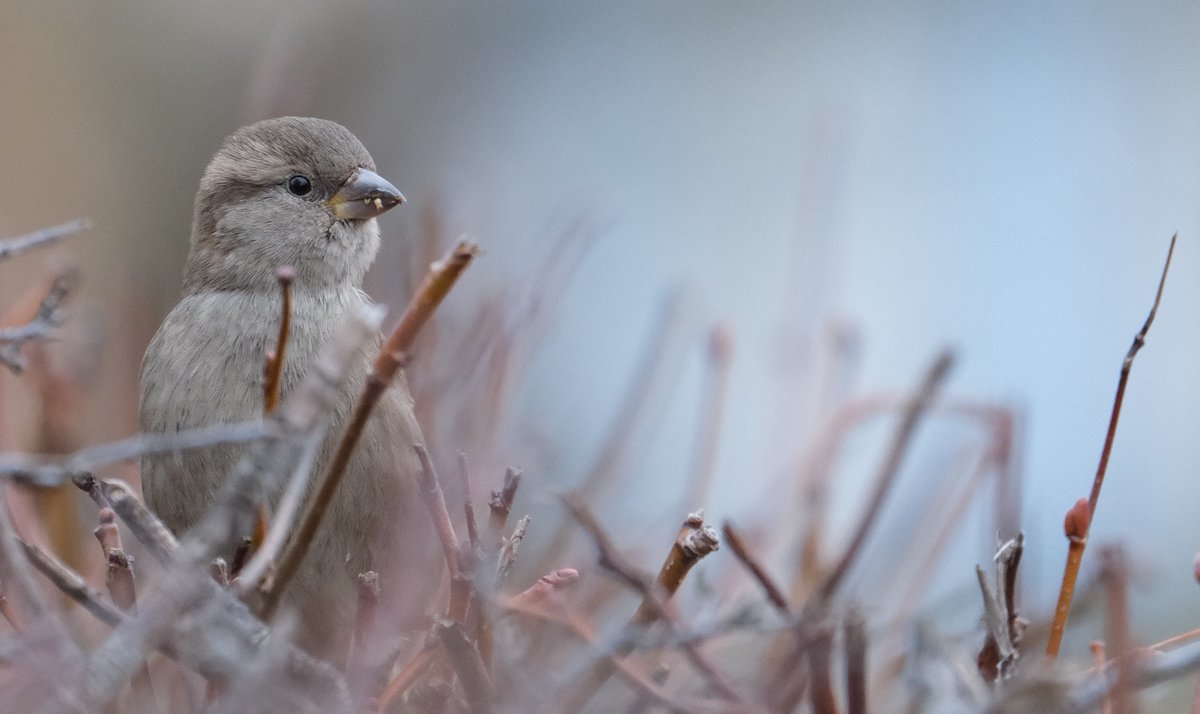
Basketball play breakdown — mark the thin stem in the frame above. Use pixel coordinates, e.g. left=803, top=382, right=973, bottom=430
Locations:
left=1047, top=235, right=1176, bottom=659
left=818, top=349, right=954, bottom=600
left=262, top=266, right=294, bottom=414
left=260, top=242, right=476, bottom=617
left=722, top=521, right=790, bottom=614
left=0, top=219, right=90, bottom=261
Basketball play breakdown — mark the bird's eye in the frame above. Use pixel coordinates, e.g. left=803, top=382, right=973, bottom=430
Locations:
left=286, top=175, right=313, bottom=197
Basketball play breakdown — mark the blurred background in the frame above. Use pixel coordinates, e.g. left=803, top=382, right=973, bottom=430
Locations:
left=1, top=0, right=1199, bottom=704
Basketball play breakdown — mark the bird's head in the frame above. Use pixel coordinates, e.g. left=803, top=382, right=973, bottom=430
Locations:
left=183, top=116, right=404, bottom=294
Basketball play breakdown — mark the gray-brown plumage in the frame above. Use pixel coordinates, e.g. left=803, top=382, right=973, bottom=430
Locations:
left=139, top=117, right=432, bottom=660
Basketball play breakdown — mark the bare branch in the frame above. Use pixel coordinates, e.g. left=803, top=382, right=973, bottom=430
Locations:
left=1048, top=235, right=1176, bottom=659
left=844, top=606, right=867, bottom=714
left=262, top=266, right=295, bottom=414
left=21, top=537, right=121, bottom=627
left=501, top=594, right=723, bottom=714
left=262, top=241, right=477, bottom=617
left=70, top=474, right=181, bottom=565
left=496, top=515, right=530, bottom=586
left=561, top=501, right=738, bottom=709
left=435, top=619, right=494, bottom=714
left=413, top=444, right=471, bottom=624
left=458, top=451, right=480, bottom=553
left=0, top=497, right=50, bottom=625
left=0, top=219, right=90, bottom=261
left=0, top=270, right=76, bottom=373
left=0, top=421, right=269, bottom=489
left=486, top=466, right=521, bottom=554
left=818, top=349, right=954, bottom=600
left=722, top=521, right=789, bottom=614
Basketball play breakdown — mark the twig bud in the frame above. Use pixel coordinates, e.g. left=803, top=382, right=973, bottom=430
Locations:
left=1064, top=498, right=1091, bottom=543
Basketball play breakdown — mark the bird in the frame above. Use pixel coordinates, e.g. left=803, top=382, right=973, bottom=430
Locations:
left=139, top=116, right=433, bottom=661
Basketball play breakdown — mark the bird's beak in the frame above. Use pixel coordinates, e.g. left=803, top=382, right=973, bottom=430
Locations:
left=325, top=168, right=405, bottom=220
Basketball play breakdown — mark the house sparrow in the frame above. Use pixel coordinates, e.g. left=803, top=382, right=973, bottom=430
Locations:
left=139, top=117, right=432, bottom=660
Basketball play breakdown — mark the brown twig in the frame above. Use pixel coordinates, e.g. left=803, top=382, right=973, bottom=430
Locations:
left=1100, top=546, right=1138, bottom=714
left=476, top=467, right=522, bottom=673
left=376, top=645, right=438, bottom=712
left=1089, top=234, right=1175, bottom=518
left=506, top=568, right=580, bottom=609
left=630, top=512, right=720, bottom=626
left=262, top=266, right=294, bottom=414
left=0, top=270, right=77, bottom=373
left=1092, top=641, right=1113, bottom=714
left=414, top=444, right=471, bottom=623
left=228, top=537, right=252, bottom=579
left=486, top=467, right=521, bottom=555
left=458, top=452, right=479, bottom=553
left=559, top=494, right=656, bottom=603
left=77, top=476, right=181, bottom=565
left=844, top=605, right=867, bottom=714
left=377, top=445, right=474, bottom=711
left=501, top=592, right=721, bottom=714
left=261, top=241, right=477, bottom=618
left=722, top=521, right=790, bottom=614
left=561, top=500, right=736, bottom=709
left=93, top=508, right=137, bottom=612
left=0, top=495, right=49, bottom=625
left=818, top=349, right=954, bottom=600
left=93, top=508, right=157, bottom=713
left=807, top=619, right=841, bottom=714
left=21, top=536, right=121, bottom=627
left=435, top=619, right=494, bottom=714
left=495, top=515, right=529, bottom=587
left=1046, top=235, right=1176, bottom=660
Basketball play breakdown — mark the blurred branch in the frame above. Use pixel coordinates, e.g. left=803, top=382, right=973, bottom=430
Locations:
left=486, top=467, right=521, bottom=556
left=75, top=476, right=180, bottom=565
left=502, top=587, right=723, bottom=714
left=435, top=619, right=494, bottom=714
left=0, top=219, right=90, bottom=261
left=21, top=536, right=121, bottom=627
left=561, top=499, right=738, bottom=709
left=0, top=421, right=269, bottom=489
left=722, top=521, right=790, bottom=614
left=93, top=508, right=157, bottom=714
left=844, top=606, right=867, bottom=714
left=817, top=349, right=954, bottom=601
left=0, top=269, right=76, bottom=373
left=495, top=515, right=529, bottom=586
left=414, top=444, right=470, bottom=623
left=261, top=241, right=477, bottom=618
